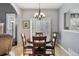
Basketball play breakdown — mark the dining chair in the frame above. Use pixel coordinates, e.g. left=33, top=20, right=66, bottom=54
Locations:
left=32, top=36, right=46, bottom=56
left=45, top=37, right=56, bottom=56
left=35, top=32, right=43, bottom=37
left=21, top=33, right=33, bottom=56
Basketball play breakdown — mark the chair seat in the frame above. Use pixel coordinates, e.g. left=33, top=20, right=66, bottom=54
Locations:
left=46, top=41, right=51, bottom=44
left=35, top=47, right=45, bottom=51
left=24, top=45, right=33, bottom=49
left=46, top=46, right=54, bottom=49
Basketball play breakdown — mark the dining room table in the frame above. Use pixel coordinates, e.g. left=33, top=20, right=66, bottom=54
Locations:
left=27, top=36, right=52, bottom=56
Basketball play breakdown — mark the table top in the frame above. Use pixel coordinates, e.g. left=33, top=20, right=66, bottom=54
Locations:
left=27, top=39, right=51, bottom=44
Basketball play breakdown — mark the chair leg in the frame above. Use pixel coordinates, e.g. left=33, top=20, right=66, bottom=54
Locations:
left=52, top=49, right=55, bottom=56
left=23, top=49, right=25, bottom=56
left=53, top=50, right=55, bottom=56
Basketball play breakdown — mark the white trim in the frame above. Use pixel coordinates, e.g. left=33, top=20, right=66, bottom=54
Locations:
left=57, top=43, right=72, bottom=56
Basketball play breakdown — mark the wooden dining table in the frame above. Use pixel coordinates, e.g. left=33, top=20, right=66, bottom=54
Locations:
left=27, top=36, right=52, bottom=56
left=27, top=38, right=51, bottom=44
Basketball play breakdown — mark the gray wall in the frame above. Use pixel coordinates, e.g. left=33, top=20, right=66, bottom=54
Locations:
left=0, top=3, right=16, bottom=32
left=59, top=3, right=79, bottom=55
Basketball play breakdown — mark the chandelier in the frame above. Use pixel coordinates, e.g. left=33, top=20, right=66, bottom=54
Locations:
left=34, top=3, right=45, bottom=20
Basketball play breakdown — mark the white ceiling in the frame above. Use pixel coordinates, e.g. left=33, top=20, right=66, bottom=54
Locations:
left=15, top=3, right=63, bottom=9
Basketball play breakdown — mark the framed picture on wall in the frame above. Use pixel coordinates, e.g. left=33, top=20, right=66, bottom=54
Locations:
left=22, top=20, right=30, bottom=29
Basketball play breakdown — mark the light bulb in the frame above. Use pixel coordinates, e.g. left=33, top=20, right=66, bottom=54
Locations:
left=40, top=12, right=44, bottom=15
left=39, top=15, right=41, bottom=18
left=53, top=33, right=56, bottom=37
left=34, top=12, right=39, bottom=18
left=40, top=12, right=45, bottom=17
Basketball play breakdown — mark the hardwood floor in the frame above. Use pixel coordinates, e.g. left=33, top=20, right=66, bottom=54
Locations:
left=55, top=44, right=69, bottom=56
left=10, top=43, right=69, bottom=56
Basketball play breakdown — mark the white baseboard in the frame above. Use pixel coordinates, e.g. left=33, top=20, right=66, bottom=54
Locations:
left=57, top=43, right=72, bottom=56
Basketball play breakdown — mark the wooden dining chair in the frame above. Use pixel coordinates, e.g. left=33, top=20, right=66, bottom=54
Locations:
left=21, top=33, right=33, bottom=56
left=36, top=32, right=43, bottom=37
left=46, top=37, right=56, bottom=56
left=32, top=36, right=46, bottom=56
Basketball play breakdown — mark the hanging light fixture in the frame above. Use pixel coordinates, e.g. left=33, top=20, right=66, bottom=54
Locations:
left=34, top=3, right=45, bottom=20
